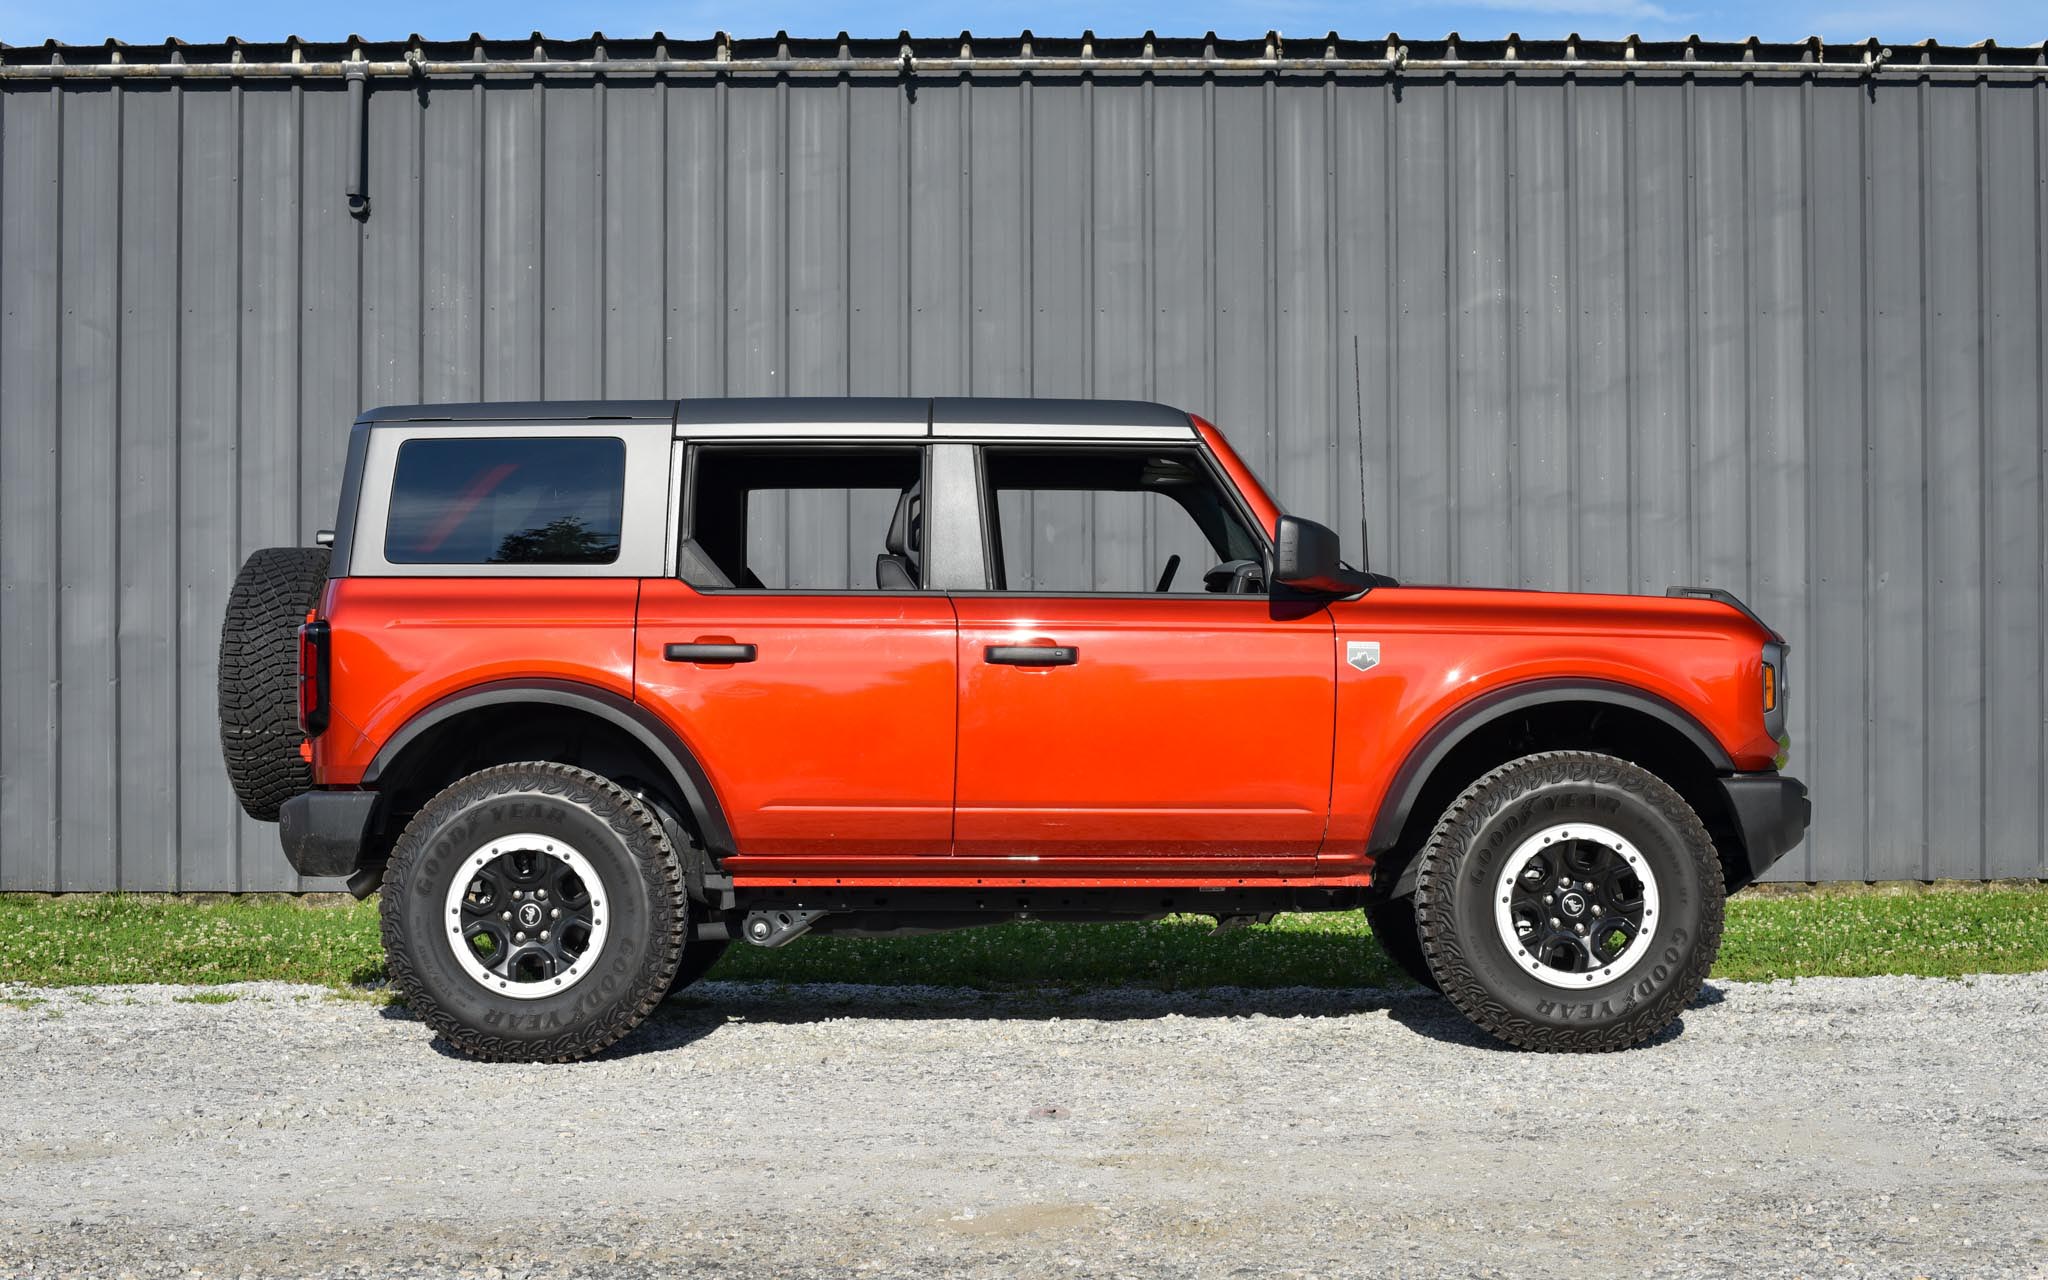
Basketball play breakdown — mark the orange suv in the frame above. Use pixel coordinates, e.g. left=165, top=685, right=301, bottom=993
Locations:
left=218, top=397, right=1806, bottom=1061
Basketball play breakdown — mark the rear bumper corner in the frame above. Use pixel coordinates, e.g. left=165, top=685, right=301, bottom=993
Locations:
left=278, top=789, right=380, bottom=882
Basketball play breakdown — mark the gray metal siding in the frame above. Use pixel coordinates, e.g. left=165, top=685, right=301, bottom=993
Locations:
left=2, top=41, right=2045, bottom=888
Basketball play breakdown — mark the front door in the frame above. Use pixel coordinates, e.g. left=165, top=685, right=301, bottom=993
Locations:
left=950, top=444, right=1337, bottom=870
left=635, top=442, right=957, bottom=861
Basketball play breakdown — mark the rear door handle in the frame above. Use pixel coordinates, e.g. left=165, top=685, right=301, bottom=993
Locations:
left=665, top=642, right=757, bottom=663
left=984, top=644, right=1078, bottom=667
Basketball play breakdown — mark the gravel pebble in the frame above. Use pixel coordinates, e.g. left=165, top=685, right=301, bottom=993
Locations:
left=1, top=974, right=2045, bottom=1278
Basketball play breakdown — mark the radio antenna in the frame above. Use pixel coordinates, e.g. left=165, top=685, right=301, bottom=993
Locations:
left=1352, top=335, right=1372, bottom=575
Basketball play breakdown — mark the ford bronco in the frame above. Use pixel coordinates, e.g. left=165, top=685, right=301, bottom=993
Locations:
left=218, top=397, right=1807, bottom=1061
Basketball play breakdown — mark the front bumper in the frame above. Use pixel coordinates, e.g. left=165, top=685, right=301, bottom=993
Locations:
left=278, top=789, right=379, bottom=880
left=1718, top=772, right=1810, bottom=890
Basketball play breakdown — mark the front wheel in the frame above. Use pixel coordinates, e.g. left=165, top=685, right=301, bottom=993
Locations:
left=1365, top=893, right=1439, bottom=992
left=380, top=762, right=686, bottom=1062
left=1413, top=751, right=1724, bottom=1052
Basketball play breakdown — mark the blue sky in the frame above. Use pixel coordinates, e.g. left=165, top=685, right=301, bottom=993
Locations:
left=2, top=0, right=2041, bottom=47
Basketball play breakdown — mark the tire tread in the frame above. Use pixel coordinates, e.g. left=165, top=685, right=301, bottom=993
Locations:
left=1412, top=750, right=1725, bottom=1053
left=379, top=762, right=686, bottom=1063
left=217, top=546, right=330, bottom=821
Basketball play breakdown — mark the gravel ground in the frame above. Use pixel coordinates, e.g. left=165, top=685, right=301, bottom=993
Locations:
left=1, top=974, right=2045, bottom=1279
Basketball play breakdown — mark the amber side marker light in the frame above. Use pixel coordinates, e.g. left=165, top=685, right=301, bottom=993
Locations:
left=1762, top=663, right=1777, bottom=713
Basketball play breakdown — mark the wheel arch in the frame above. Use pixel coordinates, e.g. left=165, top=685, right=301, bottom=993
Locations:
left=364, top=679, right=735, bottom=859
left=1368, top=679, right=1739, bottom=897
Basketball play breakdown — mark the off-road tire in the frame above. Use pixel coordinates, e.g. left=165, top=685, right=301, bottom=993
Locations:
left=665, top=938, right=730, bottom=998
left=1366, top=894, right=1440, bottom=992
left=381, top=762, right=686, bottom=1062
left=1413, top=750, right=1724, bottom=1052
left=217, top=546, right=331, bottom=821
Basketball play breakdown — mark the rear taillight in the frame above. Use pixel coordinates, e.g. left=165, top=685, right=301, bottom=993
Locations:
left=297, top=619, right=331, bottom=736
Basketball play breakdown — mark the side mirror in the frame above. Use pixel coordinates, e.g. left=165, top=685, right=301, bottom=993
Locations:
left=1271, top=515, right=1368, bottom=598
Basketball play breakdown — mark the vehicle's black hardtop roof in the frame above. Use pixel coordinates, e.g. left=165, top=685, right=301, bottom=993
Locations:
left=356, top=396, right=1194, bottom=429
left=356, top=400, right=677, bottom=424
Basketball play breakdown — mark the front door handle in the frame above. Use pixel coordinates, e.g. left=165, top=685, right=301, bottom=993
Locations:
left=985, top=644, right=1078, bottom=667
left=665, top=642, right=757, bottom=664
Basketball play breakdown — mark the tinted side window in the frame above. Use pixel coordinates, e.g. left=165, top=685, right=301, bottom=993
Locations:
left=686, top=446, right=925, bottom=591
left=385, top=437, right=626, bottom=565
left=983, top=447, right=1263, bottom=594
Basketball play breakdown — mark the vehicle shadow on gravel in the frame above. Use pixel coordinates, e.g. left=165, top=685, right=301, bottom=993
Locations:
left=1386, top=981, right=1725, bottom=1051
left=374, top=1001, right=729, bottom=1062
left=374, top=980, right=1729, bottom=1060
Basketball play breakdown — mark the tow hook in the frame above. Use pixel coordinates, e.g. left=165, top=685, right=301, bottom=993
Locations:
left=741, top=908, right=826, bottom=948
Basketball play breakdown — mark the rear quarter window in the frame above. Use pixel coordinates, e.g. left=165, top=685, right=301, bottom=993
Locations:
left=384, top=437, right=626, bottom=565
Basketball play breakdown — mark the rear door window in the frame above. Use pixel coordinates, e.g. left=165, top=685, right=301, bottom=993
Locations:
left=384, top=437, right=626, bottom=565
left=684, top=446, right=925, bottom=591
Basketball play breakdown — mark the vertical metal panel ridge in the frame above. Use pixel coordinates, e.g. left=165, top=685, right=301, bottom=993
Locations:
left=2038, top=77, right=2048, bottom=879
left=1798, top=73, right=1821, bottom=880
left=1, top=84, right=63, bottom=889
left=59, top=81, right=123, bottom=890
left=1501, top=78, right=1521, bottom=586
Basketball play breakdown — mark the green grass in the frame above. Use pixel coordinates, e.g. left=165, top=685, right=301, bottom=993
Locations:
left=171, top=990, right=241, bottom=1005
left=0, top=894, right=388, bottom=990
left=0, top=884, right=2043, bottom=995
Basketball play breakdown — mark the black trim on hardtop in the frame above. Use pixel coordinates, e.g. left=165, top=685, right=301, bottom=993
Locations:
left=358, top=395, right=1201, bottom=432
left=324, top=422, right=373, bottom=575
left=930, top=396, right=1194, bottom=429
left=1367, top=678, right=1740, bottom=859
left=357, top=400, right=676, bottom=424
left=361, top=678, right=738, bottom=857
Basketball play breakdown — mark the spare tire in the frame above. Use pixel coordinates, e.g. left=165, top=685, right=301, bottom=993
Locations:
left=218, top=546, right=331, bottom=821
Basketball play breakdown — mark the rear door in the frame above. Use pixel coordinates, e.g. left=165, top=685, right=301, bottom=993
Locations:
left=949, top=442, right=1337, bottom=870
left=634, top=439, right=958, bottom=862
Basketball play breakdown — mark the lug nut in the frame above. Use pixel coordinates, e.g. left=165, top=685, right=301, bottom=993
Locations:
left=537, top=890, right=548, bottom=901
left=1574, top=923, right=1587, bottom=935
left=551, top=908, right=561, bottom=919
left=1550, top=917, right=1561, bottom=927
left=1592, top=905, right=1603, bottom=917
left=500, top=911, right=511, bottom=921
left=540, top=930, right=550, bottom=941
left=514, top=931, right=526, bottom=942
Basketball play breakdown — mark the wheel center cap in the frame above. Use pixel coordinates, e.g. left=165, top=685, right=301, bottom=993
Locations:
left=517, top=902, right=544, bottom=929
left=1560, top=891, right=1587, bottom=917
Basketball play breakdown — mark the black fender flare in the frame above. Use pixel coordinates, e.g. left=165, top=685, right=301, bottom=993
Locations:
left=363, top=678, right=736, bottom=858
left=1369, top=678, right=1735, bottom=891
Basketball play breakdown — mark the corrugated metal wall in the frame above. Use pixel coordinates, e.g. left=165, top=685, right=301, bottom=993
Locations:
left=2, top=34, right=2045, bottom=889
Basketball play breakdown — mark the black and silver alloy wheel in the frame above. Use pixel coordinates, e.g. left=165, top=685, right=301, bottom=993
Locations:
left=445, top=836, right=611, bottom=998
left=381, top=762, right=685, bottom=1062
left=1414, top=750, right=1725, bottom=1053
left=1496, top=824, right=1659, bottom=987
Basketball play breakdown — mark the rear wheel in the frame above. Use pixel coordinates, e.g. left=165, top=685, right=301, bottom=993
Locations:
left=1413, top=751, right=1724, bottom=1052
left=665, top=937, right=730, bottom=998
left=217, top=546, right=330, bottom=820
left=380, top=762, right=685, bottom=1062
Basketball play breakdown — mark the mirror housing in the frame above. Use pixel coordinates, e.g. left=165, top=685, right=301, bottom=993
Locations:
left=1271, top=515, right=1369, bottom=598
